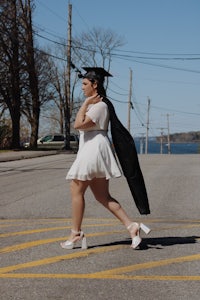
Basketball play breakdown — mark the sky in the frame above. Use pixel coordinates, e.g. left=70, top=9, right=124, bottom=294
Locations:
left=33, top=0, right=200, bottom=137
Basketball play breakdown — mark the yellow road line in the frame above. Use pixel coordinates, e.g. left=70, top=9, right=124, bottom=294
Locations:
left=92, top=253, right=200, bottom=276
left=0, top=222, right=120, bottom=238
left=153, top=224, right=200, bottom=231
left=0, top=242, right=199, bottom=279
left=0, top=218, right=71, bottom=224
left=1, top=221, right=199, bottom=238
left=0, top=273, right=199, bottom=281
left=0, top=237, right=65, bottom=253
left=0, top=230, right=125, bottom=254
left=0, top=245, right=124, bottom=274
left=0, top=218, right=116, bottom=225
left=0, top=226, right=69, bottom=238
left=0, top=220, right=70, bottom=228
left=147, top=219, right=200, bottom=224
left=0, top=218, right=199, bottom=224
left=0, top=218, right=118, bottom=224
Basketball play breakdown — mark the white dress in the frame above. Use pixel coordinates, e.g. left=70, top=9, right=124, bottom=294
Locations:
left=66, top=101, right=122, bottom=181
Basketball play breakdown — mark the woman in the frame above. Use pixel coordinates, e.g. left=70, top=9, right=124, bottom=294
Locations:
left=60, top=67, right=150, bottom=250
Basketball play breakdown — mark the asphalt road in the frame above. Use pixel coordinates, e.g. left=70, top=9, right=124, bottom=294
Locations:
left=0, top=153, right=200, bottom=300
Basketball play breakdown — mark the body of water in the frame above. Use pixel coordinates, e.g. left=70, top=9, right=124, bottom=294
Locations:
left=134, top=140, right=200, bottom=154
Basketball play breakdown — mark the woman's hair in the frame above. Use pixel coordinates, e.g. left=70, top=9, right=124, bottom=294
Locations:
left=90, top=79, right=107, bottom=97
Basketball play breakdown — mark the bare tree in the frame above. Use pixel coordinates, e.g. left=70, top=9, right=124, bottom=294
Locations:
left=39, top=27, right=125, bottom=139
left=21, top=49, right=54, bottom=137
left=47, top=60, right=66, bottom=134
left=0, top=0, right=53, bottom=149
left=0, top=0, right=21, bottom=148
left=19, top=0, right=40, bottom=148
left=72, top=27, right=125, bottom=88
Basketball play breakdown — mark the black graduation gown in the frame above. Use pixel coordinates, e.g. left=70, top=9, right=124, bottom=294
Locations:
left=103, top=97, right=150, bottom=215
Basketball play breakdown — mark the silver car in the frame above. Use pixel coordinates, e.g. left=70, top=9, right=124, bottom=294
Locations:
left=24, top=133, right=79, bottom=151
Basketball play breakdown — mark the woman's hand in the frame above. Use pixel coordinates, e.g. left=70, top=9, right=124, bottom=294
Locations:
left=85, top=94, right=102, bottom=105
left=74, top=94, right=102, bottom=130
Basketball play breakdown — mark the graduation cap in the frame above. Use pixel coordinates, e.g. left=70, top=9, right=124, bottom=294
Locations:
left=79, top=67, right=112, bottom=82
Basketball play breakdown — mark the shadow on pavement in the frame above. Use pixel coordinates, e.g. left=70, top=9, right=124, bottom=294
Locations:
left=86, top=235, right=199, bottom=250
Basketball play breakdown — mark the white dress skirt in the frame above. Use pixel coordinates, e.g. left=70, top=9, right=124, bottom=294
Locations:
left=66, top=130, right=122, bottom=181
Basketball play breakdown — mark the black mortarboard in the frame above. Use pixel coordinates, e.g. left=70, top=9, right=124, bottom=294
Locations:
left=81, top=67, right=112, bottom=82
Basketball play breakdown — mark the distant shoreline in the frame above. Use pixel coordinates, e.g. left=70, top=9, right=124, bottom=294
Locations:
left=134, top=140, right=200, bottom=154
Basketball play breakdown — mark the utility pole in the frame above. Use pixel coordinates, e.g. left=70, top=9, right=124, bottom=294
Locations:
left=160, top=129, right=164, bottom=154
left=139, top=134, right=145, bottom=154
left=157, top=127, right=166, bottom=154
left=162, top=113, right=172, bottom=154
left=166, top=113, right=171, bottom=154
left=145, top=97, right=150, bottom=154
left=64, top=2, right=72, bottom=150
left=127, top=68, right=133, bottom=132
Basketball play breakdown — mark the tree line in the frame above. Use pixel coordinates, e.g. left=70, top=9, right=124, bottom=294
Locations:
left=0, top=0, right=124, bottom=149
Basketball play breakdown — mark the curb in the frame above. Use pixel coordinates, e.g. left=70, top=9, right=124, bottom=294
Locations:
left=0, top=150, right=59, bottom=162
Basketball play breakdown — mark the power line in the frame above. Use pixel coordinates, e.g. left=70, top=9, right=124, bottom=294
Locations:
left=114, top=57, right=200, bottom=74
left=36, top=48, right=200, bottom=118
left=132, top=107, right=145, bottom=128
left=107, top=96, right=128, bottom=104
left=108, top=87, right=129, bottom=96
left=35, top=32, right=67, bottom=47
left=113, top=49, right=200, bottom=56
left=33, top=32, right=200, bottom=74
left=36, top=48, right=67, bottom=62
left=34, top=24, right=66, bottom=40
left=35, top=0, right=66, bottom=23
left=150, top=104, right=200, bottom=116
left=34, top=26, right=200, bottom=61
left=112, top=53, right=200, bottom=60
left=32, top=15, right=199, bottom=132
left=110, top=79, right=129, bottom=92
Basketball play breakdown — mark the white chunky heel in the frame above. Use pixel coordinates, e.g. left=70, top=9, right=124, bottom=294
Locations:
left=60, top=229, right=87, bottom=250
left=140, top=223, right=151, bottom=235
left=127, top=222, right=151, bottom=249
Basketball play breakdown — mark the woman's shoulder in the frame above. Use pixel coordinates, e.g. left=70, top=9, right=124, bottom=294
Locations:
left=87, top=101, right=107, bottom=111
left=95, top=101, right=108, bottom=109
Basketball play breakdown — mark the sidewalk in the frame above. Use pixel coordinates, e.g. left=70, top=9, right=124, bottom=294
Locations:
left=0, top=150, right=59, bottom=162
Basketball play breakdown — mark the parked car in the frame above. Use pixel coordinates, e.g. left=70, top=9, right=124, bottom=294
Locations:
left=24, top=133, right=79, bottom=151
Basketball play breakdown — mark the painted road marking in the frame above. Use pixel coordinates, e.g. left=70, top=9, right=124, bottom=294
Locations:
left=0, top=230, right=126, bottom=254
left=0, top=245, right=124, bottom=273
left=0, top=252, right=200, bottom=281
left=1, top=221, right=199, bottom=238
left=0, top=273, right=199, bottom=281
left=0, top=249, right=199, bottom=280
left=0, top=226, right=70, bottom=238
left=0, top=222, right=121, bottom=238
left=1, top=218, right=199, bottom=281
left=92, top=253, right=200, bottom=276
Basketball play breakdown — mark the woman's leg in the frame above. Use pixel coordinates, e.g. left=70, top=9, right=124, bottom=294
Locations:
left=60, top=179, right=89, bottom=248
left=70, top=179, right=89, bottom=233
left=89, top=178, right=135, bottom=230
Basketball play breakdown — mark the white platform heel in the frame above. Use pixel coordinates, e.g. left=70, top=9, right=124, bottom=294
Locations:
left=127, top=222, right=151, bottom=249
left=60, top=229, right=87, bottom=250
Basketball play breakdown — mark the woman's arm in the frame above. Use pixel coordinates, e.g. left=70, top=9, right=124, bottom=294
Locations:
left=74, top=94, right=102, bottom=130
